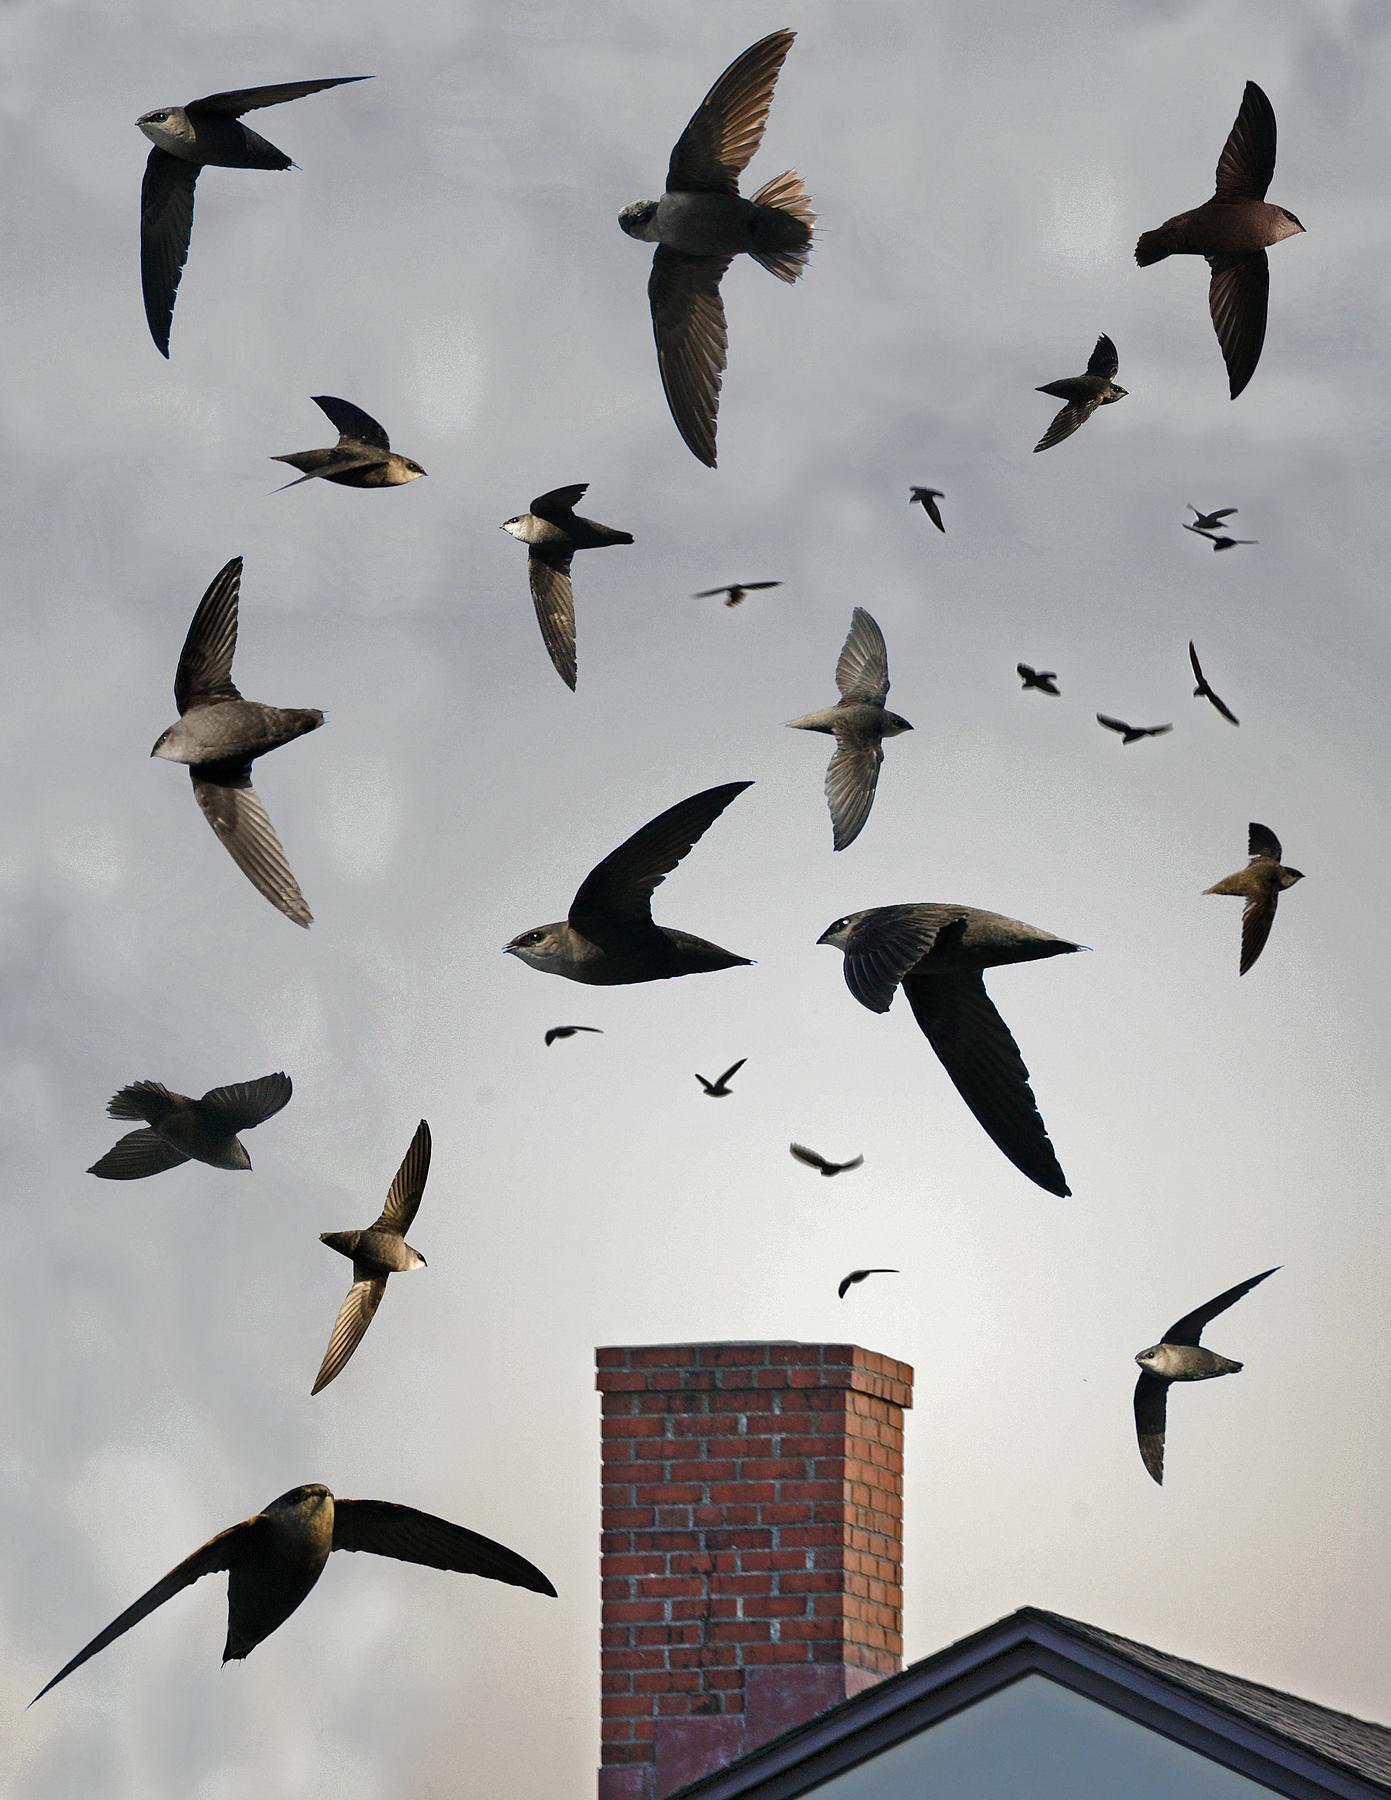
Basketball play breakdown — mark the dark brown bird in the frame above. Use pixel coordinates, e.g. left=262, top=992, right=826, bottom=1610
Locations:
left=1097, top=714, right=1172, bottom=745
left=1189, top=504, right=1238, bottom=531
left=1033, top=334, right=1127, bottom=451
left=501, top=485, right=634, bottom=690
left=790, top=1144, right=864, bottom=1177
left=272, top=396, right=425, bottom=491
left=88, top=1073, right=291, bottom=1179
left=1204, top=823, right=1303, bottom=974
left=1017, top=664, right=1060, bottom=696
left=837, top=1268, right=898, bottom=1299
left=692, top=581, right=782, bottom=607
left=696, top=1058, right=746, bottom=1096
left=909, top=488, right=946, bottom=532
left=30, top=1482, right=555, bottom=1702
left=544, top=1025, right=604, bottom=1046
left=1188, top=642, right=1239, bottom=725
left=1136, top=81, right=1304, bottom=398
left=1184, top=524, right=1258, bottom=551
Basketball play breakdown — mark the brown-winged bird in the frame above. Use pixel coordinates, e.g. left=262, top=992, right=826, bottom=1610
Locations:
left=501, top=484, right=633, bottom=690
left=1033, top=335, right=1127, bottom=451
left=505, top=783, right=752, bottom=985
left=272, top=396, right=425, bottom=491
left=818, top=905, right=1080, bottom=1196
left=1204, top=823, right=1303, bottom=974
left=88, top=1073, right=290, bottom=1179
left=312, top=1121, right=431, bottom=1395
left=1136, top=81, right=1304, bottom=399
left=618, top=29, right=814, bottom=467
left=1133, top=1267, right=1279, bottom=1484
left=136, top=78, right=369, bottom=356
left=30, top=1482, right=555, bottom=1702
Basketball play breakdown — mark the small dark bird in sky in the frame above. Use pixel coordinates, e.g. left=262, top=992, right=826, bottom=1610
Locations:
left=501, top=484, right=633, bottom=690
left=619, top=28, right=814, bottom=467
left=1189, top=504, right=1238, bottom=531
left=1136, top=81, right=1304, bottom=399
left=1017, top=664, right=1060, bottom=696
left=312, top=1121, right=431, bottom=1396
left=1184, top=524, right=1258, bottom=551
left=272, top=396, right=425, bottom=491
left=30, top=1482, right=555, bottom=1702
left=1097, top=714, right=1173, bottom=745
left=788, top=608, right=913, bottom=851
left=136, top=77, right=370, bottom=357
left=1134, top=1267, right=1279, bottom=1484
left=1188, top=642, right=1239, bottom=725
left=1033, top=334, right=1127, bottom=452
left=505, top=783, right=753, bottom=985
left=1204, top=823, right=1303, bottom=974
left=544, top=1026, right=604, bottom=1047
left=818, top=905, right=1080, bottom=1196
left=790, top=1144, right=864, bottom=1177
left=153, top=556, right=322, bottom=926
left=88, top=1074, right=291, bottom=1179
left=837, top=1268, right=898, bottom=1299
left=692, top=582, right=782, bottom=607
left=695, top=1058, right=746, bottom=1097
left=909, top=488, right=946, bottom=532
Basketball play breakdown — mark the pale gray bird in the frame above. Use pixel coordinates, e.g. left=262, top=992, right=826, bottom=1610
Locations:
left=788, top=607, right=913, bottom=851
left=1204, top=823, right=1303, bottom=974
left=272, top=396, right=425, bottom=491
left=31, top=1482, right=555, bottom=1702
left=152, top=557, right=323, bottom=926
left=88, top=1074, right=290, bottom=1179
left=693, top=581, right=782, bottom=607
left=1017, top=664, right=1060, bottom=696
left=501, top=484, right=634, bottom=690
left=909, top=488, right=946, bottom=532
left=1184, top=524, right=1258, bottom=550
left=505, top=783, right=753, bottom=985
left=1134, top=1267, right=1279, bottom=1484
left=1136, top=81, right=1304, bottom=398
left=618, top=28, right=814, bottom=467
left=1033, top=334, right=1127, bottom=452
left=136, top=77, right=370, bottom=356
left=1188, top=642, right=1239, bottom=725
left=1189, top=504, right=1238, bottom=531
left=544, top=1025, right=604, bottom=1047
left=838, top=1268, right=898, bottom=1299
left=790, top=1144, right=864, bottom=1177
left=312, top=1121, right=431, bottom=1396
left=696, top=1058, right=746, bottom=1096
left=1097, top=714, right=1172, bottom=745
left=818, top=905, right=1080, bottom=1196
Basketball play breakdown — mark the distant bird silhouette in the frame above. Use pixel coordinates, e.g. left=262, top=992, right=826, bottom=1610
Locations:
left=1033, top=334, right=1127, bottom=451
left=1017, top=664, right=1060, bottom=696
left=272, top=395, right=425, bottom=491
left=501, top=484, right=634, bottom=690
left=1204, top=823, right=1302, bottom=974
left=1188, top=642, right=1239, bottom=725
left=1097, top=714, right=1172, bottom=745
left=837, top=1268, right=898, bottom=1299
left=89, top=1073, right=291, bottom=1179
left=692, top=582, right=782, bottom=607
left=790, top=1144, right=864, bottom=1177
left=1184, top=523, right=1257, bottom=551
left=544, top=1026, right=604, bottom=1047
left=909, top=488, right=946, bottom=532
left=696, top=1059, right=746, bottom=1096
left=1188, top=504, right=1238, bottom=531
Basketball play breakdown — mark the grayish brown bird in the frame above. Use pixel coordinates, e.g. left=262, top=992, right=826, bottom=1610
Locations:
left=787, top=608, right=913, bottom=851
left=618, top=28, right=814, bottom=467
left=544, top=1025, right=604, bottom=1047
left=1136, top=80, right=1304, bottom=399
left=1184, top=524, right=1258, bottom=551
left=136, top=78, right=369, bottom=357
left=838, top=1268, right=898, bottom=1299
left=1017, top=664, right=1060, bottom=696
left=818, top=905, right=1080, bottom=1196
left=1033, top=334, right=1127, bottom=452
left=692, top=581, right=782, bottom=607
left=696, top=1058, right=746, bottom=1096
left=152, top=557, right=322, bottom=926
left=1204, top=823, right=1303, bottom=974
left=88, top=1073, right=291, bottom=1179
left=272, top=396, right=425, bottom=491
left=505, top=783, right=753, bottom=985
left=909, top=488, right=946, bottom=532
left=790, top=1144, right=864, bottom=1177
left=312, top=1121, right=431, bottom=1396
left=1097, top=714, right=1172, bottom=745
left=1188, top=642, right=1239, bottom=725
left=30, top=1481, right=555, bottom=1703
left=501, top=484, right=634, bottom=690
left=1134, top=1267, right=1279, bottom=1485
left=1189, top=504, right=1238, bottom=531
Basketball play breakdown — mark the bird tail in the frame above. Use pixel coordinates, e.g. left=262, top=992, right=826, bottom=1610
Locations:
left=1134, top=230, right=1171, bottom=267
left=106, top=1080, right=172, bottom=1121
left=1203, top=874, right=1250, bottom=896
left=749, top=170, right=815, bottom=282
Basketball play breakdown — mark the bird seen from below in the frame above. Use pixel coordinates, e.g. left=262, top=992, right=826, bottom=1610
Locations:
left=1204, top=823, right=1303, bottom=975
left=1097, top=714, right=1172, bottom=745
left=1184, top=524, right=1258, bottom=551
left=1033, top=334, right=1127, bottom=452
left=692, top=581, right=783, bottom=607
left=790, top=1144, right=864, bottom=1177
left=909, top=487, right=946, bottom=532
left=501, top=484, right=634, bottom=690
left=696, top=1058, right=746, bottom=1096
left=1188, top=642, right=1239, bottom=725
left=1189, top=504, right=1238, bottom=531
left=544, top=1025, right=604, bottom=1047
left=1017, top=663, right=1060, bottom=696
left=88, top=1073, right=291, bottom=1179
left=838, top=1268, right=898, bottom=1299
left=272, top=395, right=425, bottom=491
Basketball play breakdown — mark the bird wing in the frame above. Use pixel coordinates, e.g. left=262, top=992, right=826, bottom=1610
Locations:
left=789, top=1143, right=830, bottom=1171
left=30, top=1517, right=258, bottom=1704
left=569, top=781, right=751, bottom=932
left=1096, top=714, right=1130, bottom=736
left=311, top=1272, right=388, bottom=1395
left=665, top=29, right=796, bottom=192
left=1188, top=641, right=1205, bottom=686
left=1207, top=252, right=1269, bottom=400
left=330, top=1500, right=556, bottom=1595
left=1184, top=524, right=1221, bottom=539
left=106, top=1080, right=180, bottom=1122
left=310, top=394, right=390, bottom=449
left=824, top=733, right=883, bottom=852
left=528, top=484, right=588, bottom=520
left=187, top=77, right=371, bottom=117
left=198, top=1072, right=293, bottom=1132
left=1213, top=79, right=1276, bottom=202
left=1133, top=1371, right=1169, bottom=1485
left=715, top=1058, right=747, bottom=1088
left=369, top=1119, right=432, bottom=1235
left=920, top=494, right=945, bottom=532
left=174, top=557, right=242, bottom=712
left=692, top=587, right=731, bottom=599
left=140, top=149, right=199, bottom=359
left=838, top=905, right=953, bottom=1013
left=1205, top=686, right=1239, bottom=726
left=902, top=970, right=1070, bottom=1197
left=834, top=607, right=890, bottom=705
left=1248, top=822, right=1283, bottom=862
left=836, top=1273, right=859, bottom=1298
left=191, top=764, right=312, bottom=928
left=527, top=549, right=577, bottom=691
left=87, top=1128, right=190, bottom=1180
left=1085, top=333, right=1119, bottom=379
left=1034, top=397, right=1098, bottom=453
left=1162, top=1266, right=1279, bottom=1345
left=1239, top=888, right=1278, bottom=975
left=648, top=248, right=732, bottom=469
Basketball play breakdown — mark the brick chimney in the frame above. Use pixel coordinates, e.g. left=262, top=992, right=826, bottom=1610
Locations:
left=595, top=1342, right=914, bottom=1800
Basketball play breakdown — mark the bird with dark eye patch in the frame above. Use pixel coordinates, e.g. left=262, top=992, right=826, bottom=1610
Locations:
left=838, top=1268, right=898, bottom=1299
left=544, top=1025, right=604, bottom=1047
left=1204, top=823, right=1302, bottom=974
left=1133, top=1267, right=1279, bottom=1484
left=790, top=1144, right=864, bottom=1177
left=1017, top=664, right=1060, bottom=696
left=909, top=488, right=946, bottom=532
left=88, top=1073, right=291, bottom=1179
left=695, top=1058, right=746, bottom=1097
left=136, top=77, right=370, bottom=357
left=1188, top=642, right=1239, bottom=725
left=501, top=485, right=633, bottom=690
left=272, top=396, right=425, bottom=491
left=1188, top=504, right=1238, bottom=531
left=1097, top=714, right=1172, bottom=745
left=692, top=581, right=782, bottom=607
left=1184, top=524, right=1258, bottom=551
left=1033, top=335, right=1127, bottom=452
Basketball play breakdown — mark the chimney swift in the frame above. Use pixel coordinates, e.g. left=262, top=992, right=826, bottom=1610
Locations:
left=619, top=28, right=814, bottom=467
left=837, top=1268, right=898, bottom=1299
left=1097, top=714, right=1173, bottom=744
left=501, top=484, right=634, bottom=690
left=909, top=488, right=946, bottom=532
left=504, top=782, right=753, bottom=985
left=1134, top=1266, right=1279, bottom=1484
left=696, top=1058, right=746, bottom=1096
left=136, top=77, right=370, bottom=357
left=1136, top=81, right=1304, bottom=399
left=544, top=1025, right=604, bottom=1046
left=1204, top=822, right=1303, bottom=974
left=152, top=556, right=323, bottom=927
left=88, top=1073, right=291, bottom=1179
left=818, top=905, right=1080, bottom=1196
left=1188, top=642, right=1239, bottom=725
left=30, top=1481, right=555, bottom=1703
left=1017, top=664, right=1060, bottom=696
left=312, top=1120, right=431, bottom=1396
left=788, top=608, right=913, bottom=852
left=1189, top=504, right=1238, bottom=531
left=790, top=1144, right=864, bottom=1177
left=1033, top=335, right=1127, bottom=451
left=692, top=581, right=782, bottom=607
left=272, top=396, right=425, bottom=491
left=1184, top=524, right=1258, bottom=550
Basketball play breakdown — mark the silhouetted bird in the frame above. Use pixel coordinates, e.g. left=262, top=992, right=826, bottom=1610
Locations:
left=1184, top=524, right=1258, bottom=551
left=544, top=1026, right=604, bottom=1047
left=790, top=1144, right=864, bottom=1177
left=1189, top=504, right=1238, bottom=531
left=696, top=1059, right=746, bottom=1096
left=1017, top=664, right=1060, bottom=696
left=1188, top=642, right=1239, bottom=724
left=693, top=582, right=782, bottom=607
left=1097, top=714, right=1172, bottom=745
left=909, top=488, right=946, bottom=532
left=837, top=1268, right=898, bottom=1299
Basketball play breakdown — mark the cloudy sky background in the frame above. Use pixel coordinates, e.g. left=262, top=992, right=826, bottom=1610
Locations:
left=4, top=0, right=1391, bottom=1793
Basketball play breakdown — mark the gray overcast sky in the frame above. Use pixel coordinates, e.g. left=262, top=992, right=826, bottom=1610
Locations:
left=4, top=0, right=1391, bottom=1795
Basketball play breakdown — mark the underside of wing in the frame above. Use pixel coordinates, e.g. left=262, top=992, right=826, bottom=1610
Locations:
left=1207, top=253, right=1269, bottom=399
left=649, top=248, right=731, bottom=468
left=191, top=765, right=312, bottom=927
left=199, top=1072, right=293, bottom=1132
left=311, top=1276, right=387, bottom=1394
left=331, top=1500, right=557, bottom=1595
left=1133, top=1371, right=1169, bottom=1485
left=666, top=29, right=796, bottom=193
left=528, top=550, right=577, bottom=690
left=140, top=150, right=198, bottom=358
left=371, top=1120, right=432, bottom=1234
left=570, top=782, right=751, bottom=934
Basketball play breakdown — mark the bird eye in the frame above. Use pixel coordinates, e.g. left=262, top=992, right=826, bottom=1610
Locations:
left=830, top=916, right=851, bottom=934
left=523, top=931, right=546, bottom=946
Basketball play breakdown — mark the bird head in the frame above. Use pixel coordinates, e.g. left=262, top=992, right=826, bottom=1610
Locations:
left=816, top=914, right=862, bottom=951
left=267, top=1482, right=332, bottom=1513
left=1275, top=208, right=1305, bottom=241
left=398, top=459, right=427, bottom=481
left=136, top=107, right=193, bottom=151
left=618, top=200, right=661, bottom=242
left=882, top=712, right=914, bottom=737
left=504, top=923, right=569, bottom=971
left=1279, top=867, right=1305, bottom=889
left=1134, top=1345, right=1164, bottom=1371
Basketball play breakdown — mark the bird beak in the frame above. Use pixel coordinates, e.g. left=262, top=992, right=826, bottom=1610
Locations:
left=502, top=944, right=515, bottom=956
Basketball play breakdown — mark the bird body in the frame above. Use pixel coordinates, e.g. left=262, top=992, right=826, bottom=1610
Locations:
left=1204, top=823, right=1302, bottom=974
left=88, top=1074, right=291, bottom=1179
left=502, top=484, right=633, bottom=690
left=273, top=396, right=425, bottom=490
left=1033, top=334, right=1127, bottom=451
